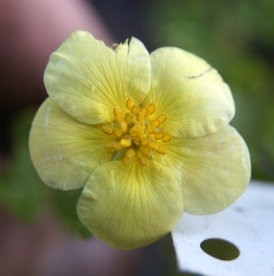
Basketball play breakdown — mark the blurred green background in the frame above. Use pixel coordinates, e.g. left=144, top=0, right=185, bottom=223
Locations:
left=0, top=1, right=273, bottom=275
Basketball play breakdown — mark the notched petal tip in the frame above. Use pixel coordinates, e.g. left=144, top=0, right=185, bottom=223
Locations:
left=122, top=36, right=152, bottom=106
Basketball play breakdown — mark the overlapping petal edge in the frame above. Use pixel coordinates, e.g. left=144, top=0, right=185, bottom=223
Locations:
left=29, top=31, right=251, bottom=250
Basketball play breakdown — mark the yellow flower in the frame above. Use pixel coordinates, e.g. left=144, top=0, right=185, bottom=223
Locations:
left=29, top=31, right=251, bottom=250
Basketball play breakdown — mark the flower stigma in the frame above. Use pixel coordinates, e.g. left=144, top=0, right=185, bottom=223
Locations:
left=102, top=97, right=172, bottom=166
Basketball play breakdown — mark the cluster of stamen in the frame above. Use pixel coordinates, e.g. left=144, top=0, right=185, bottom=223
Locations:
left=102, top=98, right=172, bottom=166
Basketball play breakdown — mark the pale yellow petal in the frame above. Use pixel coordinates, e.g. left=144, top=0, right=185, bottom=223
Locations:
left=122, top=37, right=151, bottom=105
left=44, top=31, right=151, bottom=124
left=29, top=98, right=113, bottom=190
left=152, top=126, right=251, bottom=214
left=77, top=159, right=184, bottom=250
left=143, top=47, right=235, bottom=138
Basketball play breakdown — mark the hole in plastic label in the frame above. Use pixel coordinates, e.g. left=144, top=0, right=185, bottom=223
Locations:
left=200, top=238, right=240, bottom=261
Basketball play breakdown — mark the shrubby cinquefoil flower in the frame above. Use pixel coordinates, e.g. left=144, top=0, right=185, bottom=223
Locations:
left=29, top=31, right=251, bottom=250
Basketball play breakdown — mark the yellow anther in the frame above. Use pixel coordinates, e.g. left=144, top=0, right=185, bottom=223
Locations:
left=102, top=126, right=113, bottom=135
left=104, top=98, right=171, bottom=166
left=120, top=121, right=128, bottom=132
left=126, top=148, right=136, bottom=158
left=151, top=120, right=161, bottom=128
left=113, top=142, right=124, bottom=151
left=147, top=126, right=155, bottom=134
left=162, top=134, right=172, bottom=142
left=138, top=156, right=147, bottom=166
left=115, top=116, right=124, bottom=124
left=154, top=132, right=165, bottom=140
left=140, top=106, right=149, bottom=116
left=141, top=147, right=151, bottom=157
left=113, top=107, right=123, bottom=117
left=156, top=146, right=166, bottom=154
left=113, top=128, right=122, bottom=138
left=120, top=139, right=132, bottom=147
left=122, top=156, right=131, bottom=165
left=137, top=113, right=145, bottom=122
left=149, top=142, right=158, bottom=150
left=148, top=103, right=156, bottom=115
left=131, top=105, right=139, bottom=116
left=157, top=114, right=168, bottom=123
left=125, top=113, right=132, bottom=123
left=141, top=139, right=149, bottom=146
left=126, top=97, right=135, bottom=110
left=105, top=142, right=114, bottom=149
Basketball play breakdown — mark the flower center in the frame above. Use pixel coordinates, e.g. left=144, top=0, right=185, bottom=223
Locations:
left=129, top=124, right=146, bottom=145
left=102, top=98, right=172, bottom=166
